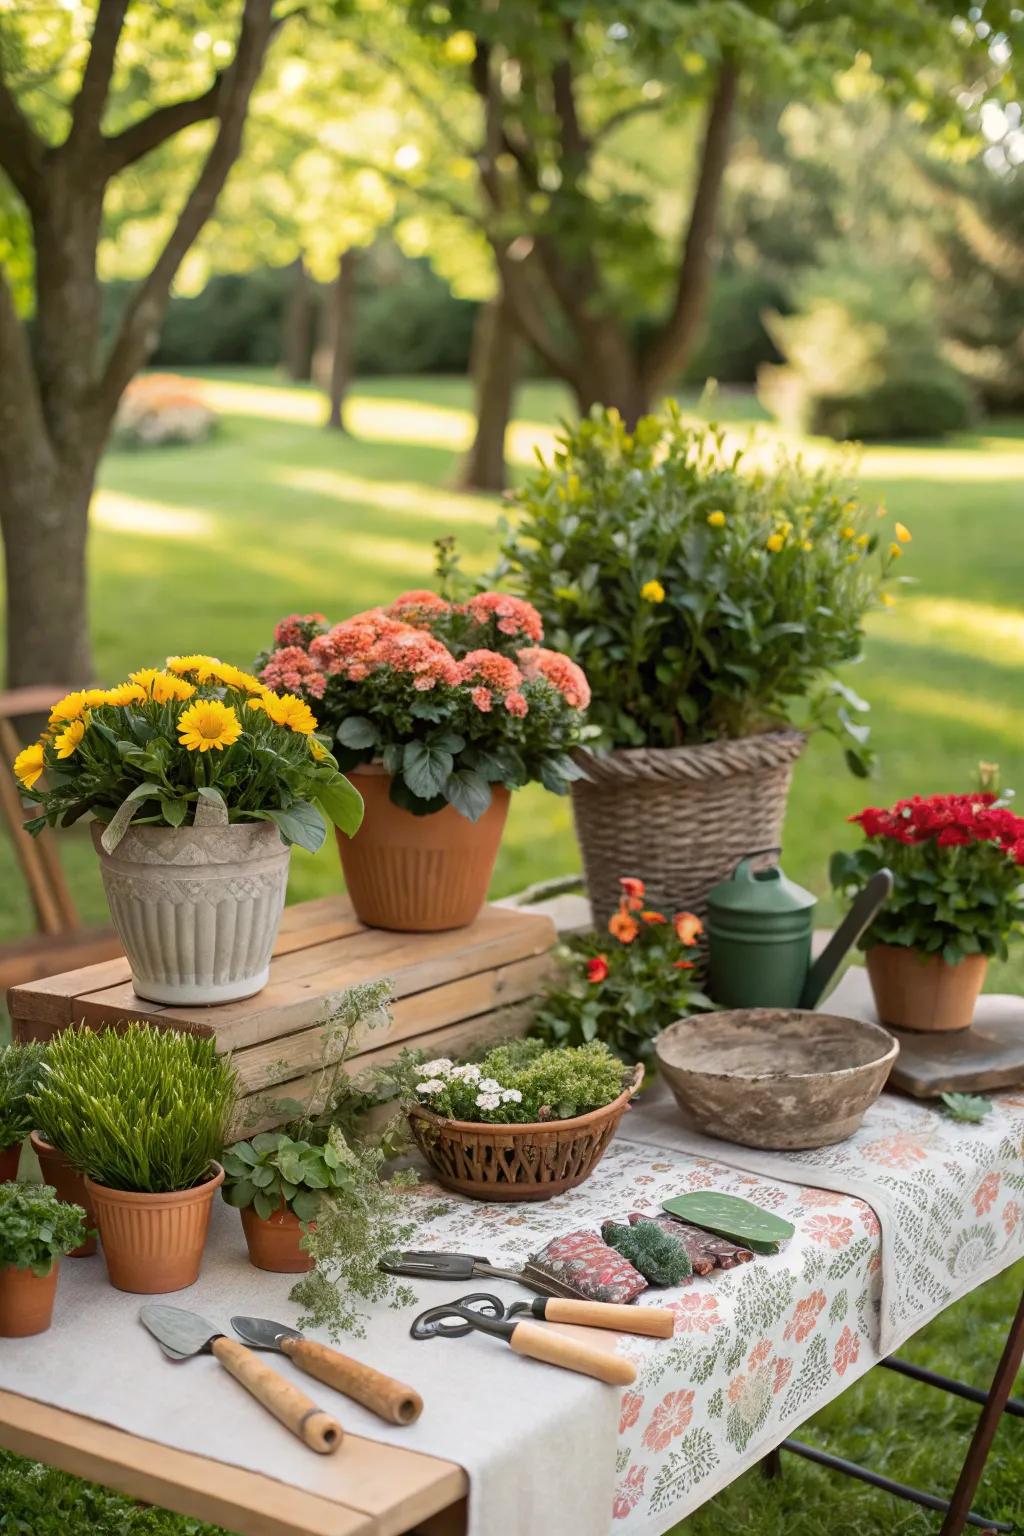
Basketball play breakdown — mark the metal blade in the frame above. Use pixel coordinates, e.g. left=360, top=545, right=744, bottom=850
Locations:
left=140, top=1303, right=219, bottom=1361
left=231, top=1315, right=304, bottom=1352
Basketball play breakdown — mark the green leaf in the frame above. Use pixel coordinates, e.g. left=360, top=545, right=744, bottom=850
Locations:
left=315, top=774, right=364, bottom=838
left=336, top=717, right=379, bottom=749
left=402, top=739, right=453, bottom=800
left=161, top=795, right=187, bottom=828
left=222, top=1178, right=256, bottom=1209
left=444, top=769, right=491, bottom=822
left=291, top=1190, right=322, bottom=1222
left=941, top=1092, right=992, bottom=1123
left=253, top=1189, right=278, bottom=1220
left=662, top=1193, right=795, bottom=1245
left=100, top=782, right=163, bottom=852
left=266, top=801, right=327, bottom=853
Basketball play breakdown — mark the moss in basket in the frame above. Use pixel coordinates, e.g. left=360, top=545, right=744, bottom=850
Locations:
left=0, top=1041, right=47, bottom=1153
left=411, top=1039, right=631, bottom=1124
left=29, top=1024, right=236, bottom=1193
left=0, top=1183, right=87, bottom=1276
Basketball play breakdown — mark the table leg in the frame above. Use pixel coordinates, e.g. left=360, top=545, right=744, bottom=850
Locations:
left=938, top=1282, right=1024, bottom=1536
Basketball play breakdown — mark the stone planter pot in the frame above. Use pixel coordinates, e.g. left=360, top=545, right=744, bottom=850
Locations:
left=0, top=1262, right=60, bottom=1337
left=337, top=766, right=510, bottom=931
left=85, top=1163, right=224, bottom=1294
left=866, top=944, right=987, bottom=1033
left=92, top=822, right=290, bottom=1005
left=570, top=732, right=806, bottom=928
left=240, top=1204, right=314, bottom=1273
left=30, top=1132, right=97, bottom=1257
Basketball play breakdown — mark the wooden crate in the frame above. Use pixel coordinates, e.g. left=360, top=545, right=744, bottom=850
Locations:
left=9, top=896, right=557, bottom=1134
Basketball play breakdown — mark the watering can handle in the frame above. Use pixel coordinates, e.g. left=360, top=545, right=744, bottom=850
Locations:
left=731, top=847, right=782, bottom=880
left=799, top=869, right=894, bottom=1010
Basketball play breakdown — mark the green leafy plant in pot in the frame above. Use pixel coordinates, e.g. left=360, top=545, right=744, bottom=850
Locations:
left=0, top=1182, right=87, bottom=1337
left=0, top=1041, right=46, bottom=1182
left=223, top=1132, right=353, bottom=1274
left=498, top=403, right=909, bottom=923
left=29, top=1023, right=237, bottom=1293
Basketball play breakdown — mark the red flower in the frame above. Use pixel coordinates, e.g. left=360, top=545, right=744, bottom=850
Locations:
left=586, top=954, right=609, bottom=984
left=619, top=876, right=645, bottom=911
left=641, top=910, right=667, bottom=925
left=672, top=959, right=695, bottom=970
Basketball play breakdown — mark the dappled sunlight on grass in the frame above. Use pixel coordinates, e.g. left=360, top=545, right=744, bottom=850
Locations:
left=882, top=595, right=1024, bottom=665
left=277, top=466, right=498, bottom=526
left=92, top=491, right=216, bottom=540
left=880, top=680, right=1021, bottom=742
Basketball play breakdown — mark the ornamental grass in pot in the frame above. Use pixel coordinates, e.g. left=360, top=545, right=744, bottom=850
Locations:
left=0, top=1041, right=46, bottom=1184
left=12, top=658, right=362, bottom=1005
left=0, top=1182, right=87, bottom=1337
left=501, top=404, right=910, bottom=923
left=831, top=787, right=1024, bottom=1032
left=29, top=1023, right=237, bottom=1293
left=257, top=569, right=589, bottom=931
left=405, top=1038, right=640, bottom=1202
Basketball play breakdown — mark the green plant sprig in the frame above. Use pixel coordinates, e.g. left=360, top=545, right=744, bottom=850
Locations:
left=29, top=1024, right=237, bottom=1194
left=0, top=1183, right=87, bottom=1276
left=0, top=1042, right=47, bottom=1151
left=222, top=1131, right=351, bottom=1222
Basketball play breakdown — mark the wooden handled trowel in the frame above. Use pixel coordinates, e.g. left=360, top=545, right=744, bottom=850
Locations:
left=140, top=1303, right=343, bottom=1454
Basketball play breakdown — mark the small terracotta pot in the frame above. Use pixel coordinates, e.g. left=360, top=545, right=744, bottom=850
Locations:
left=85, top=1163, right=224, bottom=1294
left=337, top=766, right=510, bottom=931
left=866, top=944, right=988, bottom=1033
left=0, top=1142, right=21, bottom=1183
left=0, top=1262, right=59, bottom=1337
left=30, top=1132, right=97, bottom=1258
left=240, top=1204, right=314, bottom=1273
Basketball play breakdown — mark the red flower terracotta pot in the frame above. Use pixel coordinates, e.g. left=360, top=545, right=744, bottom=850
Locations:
left=0, top=1262, right=59, bottom=1337
left=30, top=1132, right=97, bottom=1257
left=85, top=1163, right=224, bottom=1294
left=866, top=945, right=987, bottom=1033
left=240, top=1204, right=314, bottom=1273
left=337, top=766, right=510, bottom=931
left=0, top=1142, right=21, bottom=1183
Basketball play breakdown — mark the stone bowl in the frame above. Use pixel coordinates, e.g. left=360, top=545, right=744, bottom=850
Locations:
left=655, top=1009, right=899, bottom=1150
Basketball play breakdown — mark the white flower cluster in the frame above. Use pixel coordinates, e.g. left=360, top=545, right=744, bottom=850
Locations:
left=414, top=1056, right=523, bottom=1111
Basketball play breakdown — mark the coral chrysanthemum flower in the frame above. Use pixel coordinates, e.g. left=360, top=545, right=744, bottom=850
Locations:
left=674, top=912, right=703, bottom=946
left=261, top=691, right=318, bottom=735
left=177, top=699, right=242, bottom=752
left=609, top=909, right=639, bottom=944
left=13, top=742, right=45, bottom=788
left=54, top=719, right=86, bottom=759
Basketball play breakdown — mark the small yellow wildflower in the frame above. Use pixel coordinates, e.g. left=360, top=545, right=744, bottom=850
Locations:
left=802, top=539, right=813, bottom=552
left=889, top=543, right=903, bottom=559
left=640, top=579, right=666, bottom=603
left=54, top=719, right=85, bottom=759
left=778, top=520, right=793, bottom=537
left=261, top=691, right=318, bottom=735
left=880, top=592, right=896, bottom=606
left=894, top=521, right=912, bottom=543
left=841, top=526, right=856, bottom=540
left=13, top=742, right=45, bottom=788
left=707, top=510, right=726, bottom=528
left=847, top=552, right=860, bottom=564
left=766, top=533, right=785, bottom=553
left=855, top=533, right=869, bottom=547
left=177, top=699, right=242, bottom=753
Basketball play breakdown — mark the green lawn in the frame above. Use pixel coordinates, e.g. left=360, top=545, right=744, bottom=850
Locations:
left=2, top=371, right=1024, bottom=1533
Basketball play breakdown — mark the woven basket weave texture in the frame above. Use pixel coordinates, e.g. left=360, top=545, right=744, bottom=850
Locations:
left=570, top=731, right=806, bottom=928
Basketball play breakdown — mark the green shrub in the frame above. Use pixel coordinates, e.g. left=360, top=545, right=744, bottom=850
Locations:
left=411, top=1039, right=630, bottom=1124
left=0, top=1042, right=47, bottom=1152
left=500, top=403, right=905, bottom=769
left=0, top=1183, right=87, bottom=1275
left=30, top=1025, right=237, bottom=1194
left=222, top=1131, right=352, bottom=1223
left=809, top=377, right=972, bottom=441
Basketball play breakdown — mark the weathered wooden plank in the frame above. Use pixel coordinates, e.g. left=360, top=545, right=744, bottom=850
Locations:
left=230, top=951, right=555, bottom=1094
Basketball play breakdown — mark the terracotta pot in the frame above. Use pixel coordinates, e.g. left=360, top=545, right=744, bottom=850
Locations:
left=0, top=1142, right=21, bottom=1183
left=91, top=821, right=290, bottom=1005
left=337, top=766, right=510, bottom=931
left=30, top=1132, right=97, bottom=1257
left=240, top=1204, right=314, bottom=1273
left=0, top=1262, right=59, bottom=1337
left=85, top=1163, right=224, bottom=1294
left=866, top=944, right=987, bottom=1033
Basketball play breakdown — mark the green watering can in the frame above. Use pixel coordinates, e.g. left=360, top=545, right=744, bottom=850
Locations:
left=706, top=848, right=892, bottom=1011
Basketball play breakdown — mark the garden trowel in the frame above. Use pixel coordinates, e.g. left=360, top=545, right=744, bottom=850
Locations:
left=231, top=1314, right=423, bottom=1425
left=139, top=1303, right=343, bottom=1453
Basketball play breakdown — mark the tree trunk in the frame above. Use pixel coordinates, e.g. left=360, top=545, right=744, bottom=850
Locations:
left=458, top=293, right=521, bottom=491
left=325, top=249, right=358, bottom=432
left=573, top=317, right=649, bottom=427
left=1, top=454, right=93, bottom=688
left=281, top=257, right=316, bottom=382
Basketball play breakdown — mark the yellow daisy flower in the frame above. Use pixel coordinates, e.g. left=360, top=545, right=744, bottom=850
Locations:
left=309, top=737, right=331, bottom=762
left=840, top=525, right=856, bottom=540
left=261, top=691, right=318, bottom=735
left=855, top=533, right=869, bottom=547
left=55, top=719, right=86, bottom=759
left=129, top=668, right=162, bottom=692
left=213, top=661, right=266, bottom=695
left=178, top=699, right=242, bottom=752
left=766, top=533, right=785, bottom=553
left=48, top=691, right=89, bottom=725
left=105, top=681, right=148, bottom=707
left=889, top=543, right=903, bottom=559
left=707, top=510, right=726, bottom=528
left=83, top=688, right=113, bottom=709
left=13, top=742, right=45, bottom=788
left=894, top=522, right=912, bottom=543
left=166, top=654, right=220, bottom=681
left=640, top=579, right=666, bottom=603
left=245, top=696, right=266, bottom=713
left=151, top=673, right=196, bottom=704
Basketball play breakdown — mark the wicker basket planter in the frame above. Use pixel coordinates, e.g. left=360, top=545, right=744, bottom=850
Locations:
left=570, top=731, right=806, bottom=928
left=408, top=1066, right=643, bottom=1202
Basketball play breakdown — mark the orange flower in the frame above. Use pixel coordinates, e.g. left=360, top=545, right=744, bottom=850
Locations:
left=674, top=911, right=703, bottom=946
left=619, top=876, right=645, bottom=911
left=586, top=954, right=609, bottom=984
left=673, top=959, right=694, bottom=970
left=608, top=910, right=639, bottom=944
left=641, top=910, right=667, bottom=924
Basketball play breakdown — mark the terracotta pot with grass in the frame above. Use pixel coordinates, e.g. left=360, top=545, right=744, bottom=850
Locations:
left=0, top=1039, right=48, bottom=1188
left=30, top=1131, right=97, bottom=1257
left=29, top=1021, right=237, bottom=1295
left=0, top=1183, right=87, bottom=1337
